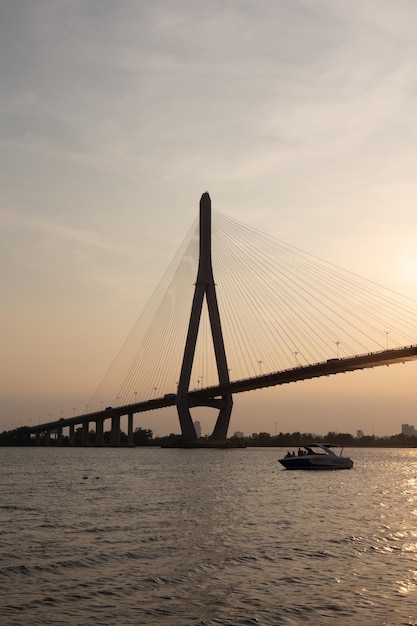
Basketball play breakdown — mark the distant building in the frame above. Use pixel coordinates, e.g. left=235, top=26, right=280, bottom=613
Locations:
left=356, top=430, right=364, bottom=439
left=194, top=421, right=201, bottom=438
left=402, top=423, right=416, bottom=437
left=233, top=431, right=244, bottom=439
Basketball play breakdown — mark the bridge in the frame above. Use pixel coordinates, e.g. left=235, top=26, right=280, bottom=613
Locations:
left=20, top=193, right=417, bottom=446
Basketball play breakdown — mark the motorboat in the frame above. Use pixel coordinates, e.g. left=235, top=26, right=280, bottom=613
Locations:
left=278, top=443, right=353, bottom=470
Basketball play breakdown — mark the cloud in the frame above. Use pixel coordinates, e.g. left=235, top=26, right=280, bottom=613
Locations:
left=0, top=208, right=133, bottom=255
left=2, top=1, right=417, bottom=432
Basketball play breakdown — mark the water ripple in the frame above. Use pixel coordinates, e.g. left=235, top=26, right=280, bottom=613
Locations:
left=2, top=447, right=417, bottom=625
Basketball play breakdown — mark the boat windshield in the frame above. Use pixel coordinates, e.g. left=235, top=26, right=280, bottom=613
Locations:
left=283, top=444, right=346, bottom=458
left=305, top=444, right=343, bottom=456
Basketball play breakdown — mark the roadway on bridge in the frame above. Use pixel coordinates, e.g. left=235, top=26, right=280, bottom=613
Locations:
left=28, top=344, right=417, bottom=434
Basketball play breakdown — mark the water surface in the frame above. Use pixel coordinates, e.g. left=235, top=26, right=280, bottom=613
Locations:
left=1, top=447, right=417, bottom=625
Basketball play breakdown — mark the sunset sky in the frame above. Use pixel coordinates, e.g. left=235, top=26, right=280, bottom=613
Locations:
left=2, top=1, right=417, bottom=438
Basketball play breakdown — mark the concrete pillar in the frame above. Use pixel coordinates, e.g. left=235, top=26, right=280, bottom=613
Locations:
left=57, top=427, right=63, bottom=446
left=45, top=430, right=51, bottom=446
left=35, top=432, right=41, bottom=446
left=127, top=413, right=134, bottom=447
left=111, top=415, right=120, bottom=446
left=177, top=193, right=232, bottom=441
left=95, top=418, right=104, bottom=446
left=69, top=424, right=75, bottom=446
left=82, top=421, right=89, bottom=446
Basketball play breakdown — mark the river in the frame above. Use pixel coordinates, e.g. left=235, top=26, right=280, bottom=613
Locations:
left=1, top=446, right=417, bottom=625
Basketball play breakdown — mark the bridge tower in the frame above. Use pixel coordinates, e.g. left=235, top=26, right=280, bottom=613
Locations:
left=176, top=192, right=233, bottom=441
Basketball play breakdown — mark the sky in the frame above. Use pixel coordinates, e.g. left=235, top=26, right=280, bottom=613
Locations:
left=2, top=0, right=417, bottom=438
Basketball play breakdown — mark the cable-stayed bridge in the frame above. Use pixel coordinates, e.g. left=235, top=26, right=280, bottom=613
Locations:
left=24, top=193, right=417, bottom=446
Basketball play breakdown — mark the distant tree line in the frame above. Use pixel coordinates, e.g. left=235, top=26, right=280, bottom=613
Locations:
left=1, top=426, right=417, bottom=447
left=0, top=426, right=155, bottom=447
left=237, top=431, right=417, bottom=448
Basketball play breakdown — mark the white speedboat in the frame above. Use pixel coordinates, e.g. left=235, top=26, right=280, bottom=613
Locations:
left=278, top=443, right=353, bottom=470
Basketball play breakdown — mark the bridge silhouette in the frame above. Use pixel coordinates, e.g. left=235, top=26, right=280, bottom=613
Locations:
left=23, top=193, right=417, bottom=446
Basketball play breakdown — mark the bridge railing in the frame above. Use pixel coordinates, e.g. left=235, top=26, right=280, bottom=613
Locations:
left=23, top=344, right=417, bottom=438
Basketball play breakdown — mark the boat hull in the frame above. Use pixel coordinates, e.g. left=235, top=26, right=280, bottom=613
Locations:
left=279, top=456, right=353, bottom=470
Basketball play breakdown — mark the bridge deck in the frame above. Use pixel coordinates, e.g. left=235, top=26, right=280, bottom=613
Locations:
left=200, top=344, right=417, bottom=397
left=27, top=344, right=417, bottom=433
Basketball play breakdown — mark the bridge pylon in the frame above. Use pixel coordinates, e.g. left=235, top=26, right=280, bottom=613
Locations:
left=176, top=192, right=233, bottom=441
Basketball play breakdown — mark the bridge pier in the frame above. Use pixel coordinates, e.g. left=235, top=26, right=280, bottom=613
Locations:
left=111, top=415, right=121, bottom=446
left=82, top=421, right=89, bottom=446
left=45, top=430, right=51, bottom=446
left=95, top=417, right=104, bottom=446
left=56, top=427, right=63, bottom=446
left=127, top=413, right=134, bottom=447
left=69, top=424, right=75, bottom=446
